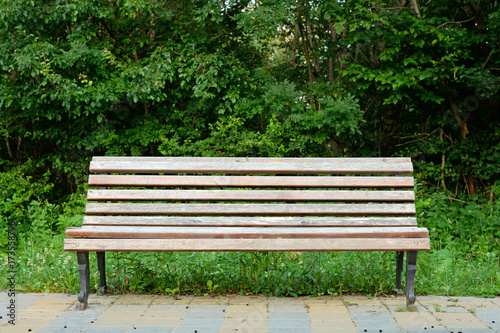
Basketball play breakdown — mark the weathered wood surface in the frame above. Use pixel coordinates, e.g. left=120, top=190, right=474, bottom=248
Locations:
left=88, top=175, right=414, bottom=188
left=86, top=189, right=415, bottom=202
left=66, top=226, right=429, bottom=239
left=89, top=157, right=413, bottom=175
left=67, top=156, right=430, bottom=311
left=82, top=216, right=418, bottom=227
left=64, top=238, right=431, bottom=251
left=85, top=202, right=417, bottom=216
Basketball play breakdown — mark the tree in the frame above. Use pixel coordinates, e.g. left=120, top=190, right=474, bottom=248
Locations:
left=234, top=0, right=499, bottom=193
left=0, top=0, right=498, bottom=198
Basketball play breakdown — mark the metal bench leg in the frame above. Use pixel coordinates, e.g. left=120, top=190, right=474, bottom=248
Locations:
left=97, top=252, right=107, bottom=293
left=77, top=252, right=90, bottom=310
left=406, top=251, right=418, bottom=309
left=396, top=251, right=404, bottom=296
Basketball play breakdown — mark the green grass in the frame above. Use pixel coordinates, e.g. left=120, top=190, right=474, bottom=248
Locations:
left=433, top=304, right=444, bottom=312
left=1, top=235, right=499, bottom=298
left=395, top=305, right=418, bottom=312
left=1, top=191, right=499, bottom=298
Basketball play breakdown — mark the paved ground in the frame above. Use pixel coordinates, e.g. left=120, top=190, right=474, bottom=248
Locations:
left=0, top=293, right=499, bottom=333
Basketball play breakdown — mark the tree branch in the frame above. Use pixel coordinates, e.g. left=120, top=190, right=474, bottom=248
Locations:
left=4, top=137, right=13, bottom=159
left=410, top=0, right=422, bottom=18
left=447, top=93, right=469, bottom=138
left=481, top=48, right=495, bottom=73
left=437, top=16, right=476, bottom=29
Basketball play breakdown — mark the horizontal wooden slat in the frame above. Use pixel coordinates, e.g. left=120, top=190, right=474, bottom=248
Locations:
left=85, top=203, right=416, bottom=216
left=89, top=157, right=413, bottom=175
left=82, top=216, right=418, bottom=227
left=66, top=226, right=429, bottom=239
left=88, top=175, right=414, bottom=188
left=64, top=238, right=431, bottom=251
left=87, top=189, right=415, bottom=202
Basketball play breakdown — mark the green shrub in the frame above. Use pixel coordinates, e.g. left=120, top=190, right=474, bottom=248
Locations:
left=1, top=176, right=498, bottom=298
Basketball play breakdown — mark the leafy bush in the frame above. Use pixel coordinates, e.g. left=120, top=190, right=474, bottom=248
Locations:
left=417, top=190, right=500, bottom=254
left=0, top=161, right=85, bottom=248
left=0, top=0, right=499, bottom=299
left=2, top=188, right=498, bottom=298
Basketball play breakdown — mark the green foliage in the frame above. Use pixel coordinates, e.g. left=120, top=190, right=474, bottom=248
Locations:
left=417, top=191, right=500, bottom=253
left=0, top=0, right=499, bottom=299
left=0, top=164, right=84, bottom=249
left=3, top=237, right=499, bottom=298
left=0, top=163, right=52, bottom=220
left=0, top=233, right=79, bottom=293
left=1, top=0, right=498, bottom=195
left=2, top=186, right=498, bottom=297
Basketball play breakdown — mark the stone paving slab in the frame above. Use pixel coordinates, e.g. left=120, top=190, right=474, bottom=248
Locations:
left=393, top=311, right=442, bottom=329
left=0, top=292, right=499, bottom=332
left=403, top=328, right=449, bottom=333
left=130, top=328, right=174, bottom=333
left=310, top=320, right=357, bottom=329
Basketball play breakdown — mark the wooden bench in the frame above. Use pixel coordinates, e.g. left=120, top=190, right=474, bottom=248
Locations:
left=64, top=156, right=430, bottom=310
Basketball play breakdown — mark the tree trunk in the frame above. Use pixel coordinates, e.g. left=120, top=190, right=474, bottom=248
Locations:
left=329, top=56, right=335, bottom=83
left=328, top=21, right=337, bottom=83
left=298, top=21, right=315, bottom=85
left=290, top=22, right=300, bottom=69
left=306, top=21, right=321, bottom=75
left=447, top=94, right=469, bottom=138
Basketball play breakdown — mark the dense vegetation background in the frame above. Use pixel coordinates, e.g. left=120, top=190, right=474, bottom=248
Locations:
left=1, top=0, right=499, bottom=296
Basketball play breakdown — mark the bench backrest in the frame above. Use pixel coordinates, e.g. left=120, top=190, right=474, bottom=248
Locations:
left=83, top=157, right=417, bottom=229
